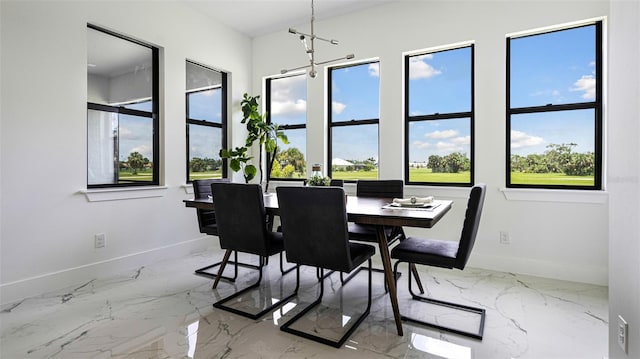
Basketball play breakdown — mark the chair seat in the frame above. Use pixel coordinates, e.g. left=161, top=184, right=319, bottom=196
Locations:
left=348, top=242, right=376, bottom=269
left=201, top=224, right=219, bottom=236
left=265, top=231, right=285, bottom=257
left=348, top=223, right=395, bottom=243
left=390, top=237, right=458, bottom=269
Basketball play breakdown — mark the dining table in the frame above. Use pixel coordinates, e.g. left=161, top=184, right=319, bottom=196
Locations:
left=184, top=192, right=452, bottom=336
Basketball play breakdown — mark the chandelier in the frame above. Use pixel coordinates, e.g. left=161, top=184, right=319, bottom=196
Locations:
left=281, top=0, right=354, bottom=78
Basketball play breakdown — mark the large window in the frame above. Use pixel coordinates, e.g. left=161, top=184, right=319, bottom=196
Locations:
left=266, top=74, right=306, bottom=180
left=328, top=61, right=380, bottom=181
left=405, top=45, right=474, bottom=186
left=507, top=21, right=602, bottom=189
left=87, top=25, right=159, bottom=188
left=186, top=61, right=227, bottom=182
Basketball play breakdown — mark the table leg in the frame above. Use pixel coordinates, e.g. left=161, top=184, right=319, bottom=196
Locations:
left=376, top=226, right=404, bottom=336
left=212, top=249, right=233, bottom=289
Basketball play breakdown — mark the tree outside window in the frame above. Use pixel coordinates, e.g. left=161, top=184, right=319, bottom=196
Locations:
left=267, top=74, right=307, bottom=180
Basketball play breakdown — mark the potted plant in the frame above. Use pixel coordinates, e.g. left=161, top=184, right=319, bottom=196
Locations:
left=220, top=93, right=288, bottom=190
left=307, top=174, right=331, bottom=186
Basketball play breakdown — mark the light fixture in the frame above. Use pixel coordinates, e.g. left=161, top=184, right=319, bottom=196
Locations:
left=281, top=0, right=354, bottom=78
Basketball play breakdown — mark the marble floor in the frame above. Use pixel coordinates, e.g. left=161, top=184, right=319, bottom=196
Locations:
left=1, top=248, right=608, bottom=359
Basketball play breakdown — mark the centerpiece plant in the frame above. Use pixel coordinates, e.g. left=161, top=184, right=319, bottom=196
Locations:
left=219, top=93, right=288, bottom=191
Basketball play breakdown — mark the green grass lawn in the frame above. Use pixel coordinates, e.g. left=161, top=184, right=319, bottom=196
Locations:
left=330, top=171, right=379, bottom=181
left=409, top=168, right=470, bottom=183
left=189, top=170, right=223, bottom=181
left=121, top=168, right=592, bottom=187
left=119, top=170, right=152, bottom=182
left=510, top=172, right=594, bottom=186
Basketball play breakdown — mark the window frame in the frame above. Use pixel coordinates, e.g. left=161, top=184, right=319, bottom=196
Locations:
left=86, top=24, right=159, bottom=189
left=265, top=74, right=307, bottom=181
left=327, top=60, right=381, bottom=182
left=506, top=21, right=603, bottom=190
left=185, top=61, right=228, bottom=183
left=404, top=44, right=475, bottom=187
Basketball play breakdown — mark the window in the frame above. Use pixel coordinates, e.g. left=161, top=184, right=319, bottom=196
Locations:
left=507, top=21, right=602, bottom=189
left=87, top=25, right=159, bottom=187
left=405, top=45, right=474, bottom=186
left=328, top=61, right=380, bottom=181
left=266, top=74, right=306, bottom=180
left=186, top=61, right=227, bottom=182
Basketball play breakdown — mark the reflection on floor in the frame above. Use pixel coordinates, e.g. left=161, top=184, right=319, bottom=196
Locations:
left=1, top=248, right=608, bottom=358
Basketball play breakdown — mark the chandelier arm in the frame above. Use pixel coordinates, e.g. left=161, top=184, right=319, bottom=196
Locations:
left=284, top=0, right=354, bottom=78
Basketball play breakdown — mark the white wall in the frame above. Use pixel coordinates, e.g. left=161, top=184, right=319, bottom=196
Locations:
left=608, top=1, right=640, bottom=357
left=0, top=0, right=252, bottom=304
left=253, top=0, right=610, bottom=285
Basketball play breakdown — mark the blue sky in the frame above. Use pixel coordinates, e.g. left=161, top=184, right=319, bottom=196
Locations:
left=186, top=89, right=222, bottom=161
left=509, top=24, right=596, bottom=155
left=119, top=24, right=596, bottom=164
left=408, top=47, right=472, bottom=163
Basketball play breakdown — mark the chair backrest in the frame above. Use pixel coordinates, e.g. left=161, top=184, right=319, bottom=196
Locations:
left=192, top=178, right=229, bottom=233
left=454, top=183, right=486, bottom=270
left=329, top=179, right=344, bottom=187
left=356, top=179, right=403, bottom=198
left=276, top=186, right=354, bottom=273
left=211, top=182, right=270, bottom=256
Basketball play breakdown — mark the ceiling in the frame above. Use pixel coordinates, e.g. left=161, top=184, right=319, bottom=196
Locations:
left=181, top=0, right=395, bottom=38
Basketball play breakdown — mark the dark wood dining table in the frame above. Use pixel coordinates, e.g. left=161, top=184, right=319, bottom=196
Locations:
left=184, top=193, right=452, bottom=336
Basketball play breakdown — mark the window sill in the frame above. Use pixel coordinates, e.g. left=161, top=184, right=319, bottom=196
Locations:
left=79, top=186, right=169, bottom=202
left=500, top=188, right=608, bottom=204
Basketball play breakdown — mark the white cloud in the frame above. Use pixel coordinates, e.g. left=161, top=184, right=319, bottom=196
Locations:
left=425, top=129, right=458, bottom=139
left=368, top=63, right=380, bottom=77
left=436, top=141, right=464, bottom=153
left=332, top=101, right=347, bottom=114
left=412, top=140, right=432, bottom=149
left=511, top=130, right=544, bottom=149
left=271, top=99, right=306, bottom=117
left=409, top=54, right=441, bottom=80
left=451, top=135, right=471, bottom=145
left=571, top=75, right=596, bottom=100
left=130, top=144, right=152, bottom=159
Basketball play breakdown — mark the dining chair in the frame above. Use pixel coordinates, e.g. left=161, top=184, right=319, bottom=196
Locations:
left=341, top=179, right=409, bottom=289
left=192, top=178, right=259, bottom=283
left=210, top=182, right=297, bottom=320
left=276, top=186, right=375, bottom=348
left=391, top=183, right=487, bottom=340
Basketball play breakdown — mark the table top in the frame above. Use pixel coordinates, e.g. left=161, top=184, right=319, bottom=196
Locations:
left=184, top=194, right=452, bottom=229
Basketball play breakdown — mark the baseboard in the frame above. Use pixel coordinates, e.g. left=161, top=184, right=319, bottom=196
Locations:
left=468, top=253, right=608, bottom=286
left=0, top=237, right=212, bottom=306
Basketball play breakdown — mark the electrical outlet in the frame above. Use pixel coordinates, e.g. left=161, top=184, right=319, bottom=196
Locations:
left=618, top=315, right=628, bottom=353
left=499, top=231, right=510, bottom=245
left=94, top=233, right=106, bottom=248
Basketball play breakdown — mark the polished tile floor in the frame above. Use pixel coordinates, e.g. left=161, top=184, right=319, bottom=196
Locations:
left=1, top=248, right=608, bottom=358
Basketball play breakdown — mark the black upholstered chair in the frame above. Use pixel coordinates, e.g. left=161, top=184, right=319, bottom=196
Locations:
left=276, top=186, right=375, bottom=348
left=210, top=182, right=297, bottom=320
left=341, top=180, right=407, bottom=287
left=391, top=183, right=487, bottom=339
left=349, top=179, right=405, bottom=244
left=193, top=178, right=255, bottom=283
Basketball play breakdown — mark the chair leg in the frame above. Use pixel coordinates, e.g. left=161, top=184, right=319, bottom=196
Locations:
left=280, top=252, right=297, bottom=275
left=195, top=250, right=263, bottom=283
left=213, top=260, right=299, bottom=320
left=340, top=264, right=400, bottom=293
left=280, top=259, right=372, bottom=348
left=409, top=263, right=425, bottom=294
left=395, top=261, right=486, bottom=340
